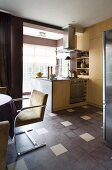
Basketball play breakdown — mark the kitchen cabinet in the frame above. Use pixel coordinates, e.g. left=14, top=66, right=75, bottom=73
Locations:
left=76, top=52, right=89, bottom=77
left=77, top=32, right=90, bottom=51
left=53, top=80, right=70, bottom=111
left=31, top=78, right=70, bottom=112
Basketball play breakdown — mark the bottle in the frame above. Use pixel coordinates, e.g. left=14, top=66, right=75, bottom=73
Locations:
left=51, top=66, right=53, bottom=75
left=80, top=59, right=86, bottom=68
left=48, top=66, right=50, bottom=79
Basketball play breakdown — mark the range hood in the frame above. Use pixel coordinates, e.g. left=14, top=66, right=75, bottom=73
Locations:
left=62, top=25, right=84, bottom=52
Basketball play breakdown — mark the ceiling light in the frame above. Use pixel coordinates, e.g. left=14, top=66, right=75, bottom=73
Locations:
left=38, top=32, right=46, bottom=38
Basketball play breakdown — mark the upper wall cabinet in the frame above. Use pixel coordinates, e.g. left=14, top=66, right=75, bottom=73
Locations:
left=77, top=33, right=90, bottom=51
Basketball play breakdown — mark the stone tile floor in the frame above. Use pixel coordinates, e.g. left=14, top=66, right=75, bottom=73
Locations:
left=7, top=105, right=112, bottom=170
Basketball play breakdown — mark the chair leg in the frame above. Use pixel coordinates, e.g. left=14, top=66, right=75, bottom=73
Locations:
left=17, top=143, right=46, bottom=156
left=15, top=130, right=46, bottom=156
left=14, top=134, right=19, bottom=160
left=16, top=128, right=33, bottom=135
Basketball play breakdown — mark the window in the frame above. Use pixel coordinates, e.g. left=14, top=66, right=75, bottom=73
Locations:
left=57, top=46, right=69, bottom=77
left=23, top=44, right=56, bottom=93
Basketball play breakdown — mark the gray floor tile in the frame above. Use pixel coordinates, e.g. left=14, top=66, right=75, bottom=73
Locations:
left=7, top=105, right=111, bottom=170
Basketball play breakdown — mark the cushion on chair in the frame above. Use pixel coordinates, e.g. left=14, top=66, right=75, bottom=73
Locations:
left=0, top=121, right=9, bottom=170
left=15, top=90, right=48, bottom=127
left=15, top=108, right=42, bottom=127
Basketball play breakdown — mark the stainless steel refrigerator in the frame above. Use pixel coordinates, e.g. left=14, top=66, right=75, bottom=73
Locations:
left=103, top=29, right=112, bottom=148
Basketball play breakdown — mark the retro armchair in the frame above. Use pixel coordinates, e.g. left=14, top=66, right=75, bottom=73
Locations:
left=0, top=121, right=9, bottom=170
left=14, top=90, right=48, bottom=156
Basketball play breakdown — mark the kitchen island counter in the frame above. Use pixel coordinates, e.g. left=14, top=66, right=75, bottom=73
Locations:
left=31, top=77, right=87, bottom=112
left=31, top=78, right=70, bottom=112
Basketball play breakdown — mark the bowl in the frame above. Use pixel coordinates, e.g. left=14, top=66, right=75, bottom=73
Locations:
left=36, top=72, right=43, bottom=77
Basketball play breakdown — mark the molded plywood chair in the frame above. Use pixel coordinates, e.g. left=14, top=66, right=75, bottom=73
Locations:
left=15, top=90, right=48, bottom=156
left=0, top=121, right=9, bottom=170
left=0, top=87, right=7, bottom=94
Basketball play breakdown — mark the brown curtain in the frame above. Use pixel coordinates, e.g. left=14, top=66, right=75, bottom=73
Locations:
left=11, top=16, right=23, bottom=109
left=0, top=12, right=23, bottom=109
left=0, top=12, right=11, bottom=94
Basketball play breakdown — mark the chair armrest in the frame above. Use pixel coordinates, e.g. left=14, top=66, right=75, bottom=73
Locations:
left=13, top=97, right=30, bottom=102
left=20, top=105, right=46, bottom=111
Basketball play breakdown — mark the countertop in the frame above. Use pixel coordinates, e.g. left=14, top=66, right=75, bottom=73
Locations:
left=32, top=77, right=89, bottom=81
left=32, top=77, right=70, bottom=81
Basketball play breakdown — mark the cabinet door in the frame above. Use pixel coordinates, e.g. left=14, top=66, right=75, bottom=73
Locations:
left=53, top=81, right=70, bottom=111
left=77, top=34, right=89, bottom=51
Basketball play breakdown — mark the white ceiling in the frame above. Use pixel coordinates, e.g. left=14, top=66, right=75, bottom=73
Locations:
left=1, top=0, right=112, bottom=28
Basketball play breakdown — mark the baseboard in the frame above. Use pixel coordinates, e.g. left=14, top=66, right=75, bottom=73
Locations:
left=87, top=102, right=103, bottom=109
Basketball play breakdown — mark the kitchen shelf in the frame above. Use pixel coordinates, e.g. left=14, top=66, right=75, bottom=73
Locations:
left=76, top=52, right=89, bottom=76
left=77, top=56, right=89, bottom=59
left=77, top=68, right=89, bottom=69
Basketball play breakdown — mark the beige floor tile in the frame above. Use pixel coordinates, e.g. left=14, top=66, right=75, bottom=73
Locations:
left=61, top=121, right=72, bottom=127
left=50, top=143, right=68, bottom=156
left=80, top=133, right=95, bottom=142
left=36, top=128, right=48, bottom=135
left=81, top=115, right=91, bottom=120
left=67, top=109, right=75, bottom=112
left=82, top=105, right=89, bottom=109
left=97, top=111, right=103, bottom=115
left=8, top=159, right=28, bottom=170
left=48, top=113, right=57, bottom=117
